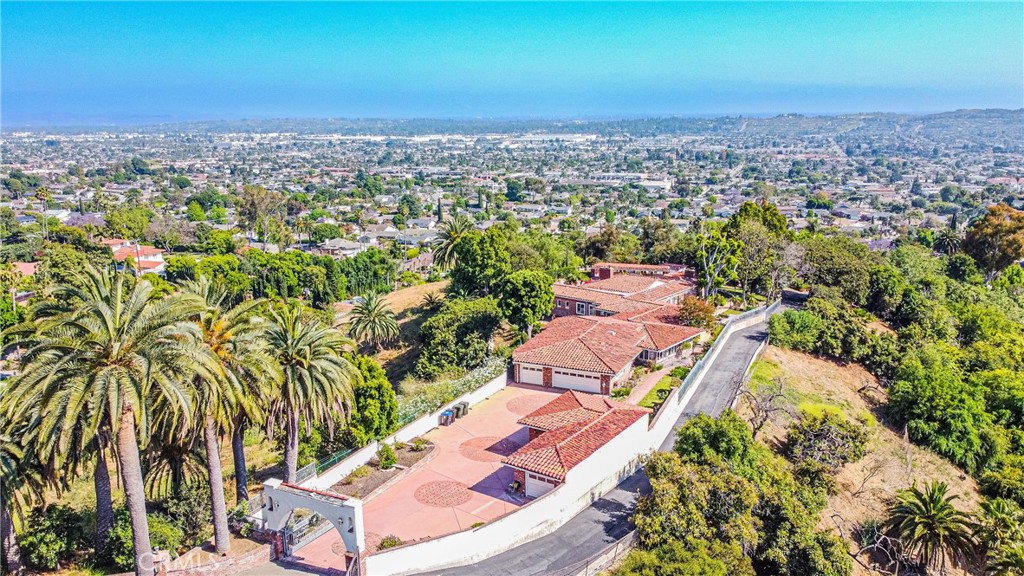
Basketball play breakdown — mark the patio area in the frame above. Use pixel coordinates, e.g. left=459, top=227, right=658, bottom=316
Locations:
left=290, top=383, right=563, bottom=567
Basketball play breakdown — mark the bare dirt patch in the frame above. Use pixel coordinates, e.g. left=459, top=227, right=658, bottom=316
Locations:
left=737, top=346, right=981, bottom=575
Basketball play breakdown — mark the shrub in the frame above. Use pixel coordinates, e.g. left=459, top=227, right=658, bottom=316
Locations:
left=161, top=481, right=212, bottom=547
left=669, top=366, right=691, bottom=379
left=344, top=465, right=372, bottom=484
left=411, top=437, right=430, bottom=452
left=377, top=443, right=397, bottom=470
left=678, top=295, right=717, bottom=330
left=377, top=534, right=403, bottom=550
left=109, top=509, right=184, bottom=570
left=610, top=387, right=631, bottom=399
left=17, top=505, right=88, bottom=570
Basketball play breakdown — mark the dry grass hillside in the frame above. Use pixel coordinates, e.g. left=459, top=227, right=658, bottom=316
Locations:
left=737, top=346, right=981, bottom=576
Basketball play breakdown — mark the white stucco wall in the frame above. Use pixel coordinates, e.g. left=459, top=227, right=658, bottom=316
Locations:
left=365, top=415, right=650, bottom=576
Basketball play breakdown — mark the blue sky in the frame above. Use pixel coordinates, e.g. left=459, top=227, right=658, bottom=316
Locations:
left=2, top=2, right=1022, bottom=125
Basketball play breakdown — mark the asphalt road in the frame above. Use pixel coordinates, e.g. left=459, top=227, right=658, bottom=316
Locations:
left=418, top=314, right=775, bottom=576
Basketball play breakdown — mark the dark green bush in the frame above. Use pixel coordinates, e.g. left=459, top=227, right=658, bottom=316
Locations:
left=108, top=509, right=184, bottom=571
left=376, top=443, right=397, bottom=470
left=17, top=505, right=88, bottom=570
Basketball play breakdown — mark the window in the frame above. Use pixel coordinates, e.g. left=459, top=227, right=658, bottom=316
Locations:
left=576, top=302, right=586, bottom=314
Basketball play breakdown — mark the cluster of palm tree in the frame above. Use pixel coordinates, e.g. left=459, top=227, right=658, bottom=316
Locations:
left=881, top=480, right=1024, bottom=575
left=0, top=265, right=356, bottom=576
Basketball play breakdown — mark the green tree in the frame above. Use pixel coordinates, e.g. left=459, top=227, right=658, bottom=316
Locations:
left=962, top=204, right=1024, bottom=274
left=416, top=297, right=503, bottom=379
left=348, top=292, right=400, bottom=351
left=448, top=229, right=510, bottom=297
left=266, top=303, right=355, bottom=482
left=883, top=481, right=976, bottom=573
left=498, top=270, right=553, bottom=338
left=186, top=201, right=206, bottom=222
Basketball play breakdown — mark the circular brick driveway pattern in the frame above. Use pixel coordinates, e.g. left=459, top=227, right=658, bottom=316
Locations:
left=507, top=394, right=551, bottom=416
left=414, top=480, right=473, bottom=507
left=458, top=436, right=523, bottom=462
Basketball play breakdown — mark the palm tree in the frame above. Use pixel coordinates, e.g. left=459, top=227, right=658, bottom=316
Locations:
left=990, top=544, right=1024, bottom=575
left=977, top=498, right=1024, bottom=575
left=294, top=218, right=311, bottom=249
left=181, top=277, right=279, bottom=554
left=883, top=481, right=977, bottom=573
left=347, top=292, right=399, bottom=351
left=266, top=302, right=355, bottom=483
left=420, top=291, right=444, bottom=311
left=935, top=228, right=962, bottom=255
left=433, top=214, right=473, bottom=270
left=1, top=266, right=206, bottom=576
left=0, top=425, right=40, bottom=576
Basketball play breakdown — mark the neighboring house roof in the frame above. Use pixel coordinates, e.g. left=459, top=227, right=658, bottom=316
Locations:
left=112, top=245, right=165, bottom=261
left=503, top=406, right=649, bottom=481
left=11, top=262, right=36, bottom=277
left=518, top=390, right=623, bottom=431
left=513, top=315, right=704, bottom=374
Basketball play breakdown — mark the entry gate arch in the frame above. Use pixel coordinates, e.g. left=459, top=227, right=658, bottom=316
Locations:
left=261, top=479, right=366, bottom=559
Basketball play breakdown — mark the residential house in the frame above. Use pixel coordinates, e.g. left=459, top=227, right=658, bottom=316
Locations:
left=511, top=315, right=704, bottom=394
left=503, top=390, right=650, bottom=498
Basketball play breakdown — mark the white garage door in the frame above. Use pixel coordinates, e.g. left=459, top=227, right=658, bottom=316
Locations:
left=551, top=369, right=602, bottom=393
left=525, top=472, right=557, bottom=498
left=519, top=365, right=544, bottom=386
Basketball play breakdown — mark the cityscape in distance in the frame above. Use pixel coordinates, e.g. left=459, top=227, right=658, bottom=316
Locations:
left=1, top=3, right=1023, bottom=576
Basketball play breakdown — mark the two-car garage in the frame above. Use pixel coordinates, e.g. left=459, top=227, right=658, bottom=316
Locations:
left=515, top=363, right=603, bottom=394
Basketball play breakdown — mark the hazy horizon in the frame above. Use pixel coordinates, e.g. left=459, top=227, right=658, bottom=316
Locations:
left=2, top=2, right=1022, bottom=128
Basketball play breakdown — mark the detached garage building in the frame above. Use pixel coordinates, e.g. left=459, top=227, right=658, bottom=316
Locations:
left=503, top=390, right=650, bottom=498
left=512, top=315, right=704, bottom=394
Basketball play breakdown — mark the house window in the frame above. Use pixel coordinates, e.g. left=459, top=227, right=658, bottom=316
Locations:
left=576, top=302, right=586, bottom=314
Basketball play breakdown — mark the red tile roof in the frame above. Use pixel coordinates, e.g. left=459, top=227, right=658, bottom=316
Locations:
left=503, top=406, right=649, bottom=481
left=513, top=316, right=647, bottom=374
left=518, top=390, right=625, bottom=431
left=585, top=275, right=664, bottom=295
left=112, top=245, right=165, bottom=261
left=513, top=315, right=705, bottom=373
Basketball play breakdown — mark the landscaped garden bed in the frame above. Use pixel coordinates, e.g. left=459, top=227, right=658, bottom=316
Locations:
left=330, top=439, right=435, bottom=499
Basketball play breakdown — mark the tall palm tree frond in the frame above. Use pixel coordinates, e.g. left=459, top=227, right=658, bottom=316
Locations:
left=883, top=480, right=977, bottom=572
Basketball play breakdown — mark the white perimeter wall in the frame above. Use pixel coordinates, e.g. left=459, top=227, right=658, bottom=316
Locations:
left=365, top=415, right=650, bottom=576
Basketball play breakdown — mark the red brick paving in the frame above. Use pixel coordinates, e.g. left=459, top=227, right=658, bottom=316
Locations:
left=414, top=480, right=473, bottom=507
left=507, top=394, right=552, bottom=416
left=457, top=436, right=524, bottom=462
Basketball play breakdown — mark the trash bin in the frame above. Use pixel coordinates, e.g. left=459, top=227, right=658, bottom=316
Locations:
left=440, top=410, right=454, bottom=426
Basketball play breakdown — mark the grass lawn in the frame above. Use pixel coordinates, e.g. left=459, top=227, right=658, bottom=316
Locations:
left=638, top=375, right=679, bottom=411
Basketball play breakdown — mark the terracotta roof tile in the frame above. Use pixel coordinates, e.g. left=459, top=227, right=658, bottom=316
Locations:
left=503, top=407, right=649, bottom=480
left=518, top=390, right=626, bottom=431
